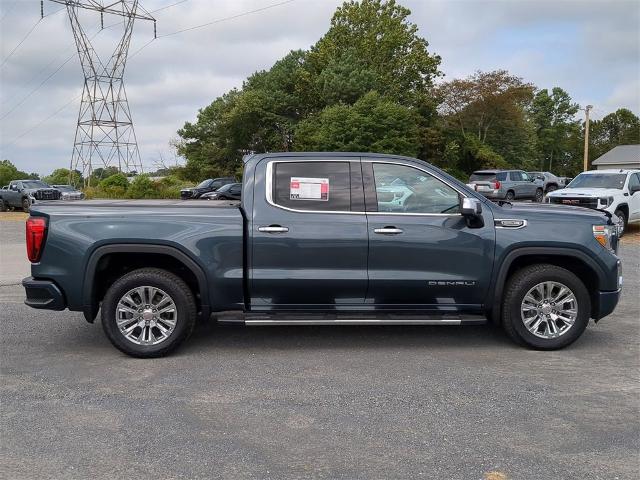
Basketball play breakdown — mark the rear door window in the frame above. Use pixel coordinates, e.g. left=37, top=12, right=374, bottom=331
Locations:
left=496, top=172, right=507, bottom=181
left=469, top=173, right=496, bottom=182
left=510, top=171, right=523, bottom=181
left=272, top=161, right=351, bottom=212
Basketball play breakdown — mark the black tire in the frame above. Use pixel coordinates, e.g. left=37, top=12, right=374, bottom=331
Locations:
left=101, top=268, right=197, bottom=358
left=22, top=198, right=30, bottom=213
left=534, top=188, right=544, bottom=202
left=546, top=184, right=557, bottom=193
left=501, top=264, right=591, bottom=350
left=0, top=200, right=7, bottom=212
left=614, top=209, right=627, bottom=237
left=505, top=190, right=515, bottom=201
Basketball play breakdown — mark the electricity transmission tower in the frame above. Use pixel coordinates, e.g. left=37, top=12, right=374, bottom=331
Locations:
left=49, top=1, right=155, bottom=184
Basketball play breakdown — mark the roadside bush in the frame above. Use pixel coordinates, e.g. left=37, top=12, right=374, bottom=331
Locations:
left=99, top=173, right=128, bottom=190
left=127, top=175, right=157, bottom=199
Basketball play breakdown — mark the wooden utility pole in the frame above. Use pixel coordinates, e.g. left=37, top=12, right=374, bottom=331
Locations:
left=583, top=105, right=593, bottom=172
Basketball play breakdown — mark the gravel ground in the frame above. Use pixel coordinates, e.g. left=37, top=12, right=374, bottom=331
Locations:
left=0, top=218, right=638, bottom=480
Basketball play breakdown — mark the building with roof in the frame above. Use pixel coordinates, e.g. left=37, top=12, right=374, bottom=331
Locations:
left=592, top=145, right=640, bottom=170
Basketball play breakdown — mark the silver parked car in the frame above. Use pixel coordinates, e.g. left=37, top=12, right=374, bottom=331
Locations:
left=527, top=171, right=563, bottom=193
left=469, top=169, right=544, bottom=202
left=52, top=185, right=85, bottom=200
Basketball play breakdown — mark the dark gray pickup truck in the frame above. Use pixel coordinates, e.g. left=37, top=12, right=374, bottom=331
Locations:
left=1, top=179, right=61, bottom=212
left=22, top=153, right=622, bottom=357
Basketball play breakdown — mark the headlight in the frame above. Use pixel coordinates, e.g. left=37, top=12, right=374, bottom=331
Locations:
left=598, top=196, right=614, bottom=207
left=593, top=224, right=617, bottom=252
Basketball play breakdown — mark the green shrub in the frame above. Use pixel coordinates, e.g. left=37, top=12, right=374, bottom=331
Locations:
left=99, top=173, right=129, bottom=190
left=127, top=175, right=157, bottom=199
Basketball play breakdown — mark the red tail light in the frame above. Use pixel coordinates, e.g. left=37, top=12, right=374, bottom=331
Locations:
left=26, top=217, right=47, bottom=263
left=492, top=180, right=501, bottom=190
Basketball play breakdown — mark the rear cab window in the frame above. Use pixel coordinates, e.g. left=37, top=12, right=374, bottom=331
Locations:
left=271, top=161, right=352, bottom=212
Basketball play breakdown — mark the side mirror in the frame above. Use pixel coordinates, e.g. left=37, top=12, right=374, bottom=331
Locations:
left=461, top=197, right=484, bottom=228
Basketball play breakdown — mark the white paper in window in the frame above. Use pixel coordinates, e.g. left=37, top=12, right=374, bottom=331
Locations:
left=289, top=177, right=329, bottom=201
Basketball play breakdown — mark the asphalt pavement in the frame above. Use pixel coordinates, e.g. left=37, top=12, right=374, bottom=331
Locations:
left=1, top=213, right=639, bottom=480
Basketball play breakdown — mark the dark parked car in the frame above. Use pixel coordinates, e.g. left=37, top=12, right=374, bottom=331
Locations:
left=0, top=179, right=61, bottom=212
left=469, top=169, right=544, bottom=202
left=23, top=152, right=621, bottom=357
left=52, top=185, right=85, bottom=200
left=180, top=177, right=236, bottom=199
left=201, top=183, right=242, bottom=200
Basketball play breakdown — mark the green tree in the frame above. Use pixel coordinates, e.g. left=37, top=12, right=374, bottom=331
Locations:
left=589, top=108, right=640, bottom=161
left=529, top=88, right=580, bottom=172
left=0, top=160, right=36, bottom=186
left=307, top=0, right=441, bottom=107
left=436, top=70, right=536, bottom=174
left=98, top=173, right=129, bottom=198
left=43, top=168, right=83, bottom=187
left=293, top=91, right=420, bottom=156
left=177, top=0, right=441, bottom=179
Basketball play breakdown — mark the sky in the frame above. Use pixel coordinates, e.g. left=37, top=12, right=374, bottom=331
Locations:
left=0, top=0, right=638, bottom=176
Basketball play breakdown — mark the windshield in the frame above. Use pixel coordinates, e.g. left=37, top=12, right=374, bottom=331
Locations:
left=196, top=179, right=211, bottom=188
left=22, top=181, right=50, bottom=189
left=567, top=173, right=626, bottom=189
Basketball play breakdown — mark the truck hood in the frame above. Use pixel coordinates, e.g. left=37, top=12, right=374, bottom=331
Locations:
left=494, top=201, right=610, bottom=221
left=547, top=188, right=621, bottom=198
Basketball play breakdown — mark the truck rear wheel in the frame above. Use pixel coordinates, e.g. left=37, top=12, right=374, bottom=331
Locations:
left=101, top=268, right=196, bottom=358
left=501, top=264, right=590, bottom=350
left=0, top=200, right=7, bottom=212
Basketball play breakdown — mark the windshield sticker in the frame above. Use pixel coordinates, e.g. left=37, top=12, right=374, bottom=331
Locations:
left=290, top=177, right=329, bottom=201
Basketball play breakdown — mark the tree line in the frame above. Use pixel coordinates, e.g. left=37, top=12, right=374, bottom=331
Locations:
left=175, top=0, right=639, bottom=182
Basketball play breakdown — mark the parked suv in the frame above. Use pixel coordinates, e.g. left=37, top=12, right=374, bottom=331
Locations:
left=546, top=169, right=640, bottom=236
left=0, top=180, right=61, bottom=212
left=528, top=171, right=562, bottom=193
left=180, top=177, right=236, bottom=199
left=469, top=169, right=544, bottom=202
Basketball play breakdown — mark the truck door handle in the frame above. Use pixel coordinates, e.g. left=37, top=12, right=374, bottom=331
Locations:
left=374, top=227, right=403, bottom=235
left=258, top=225, right=289, bottom=233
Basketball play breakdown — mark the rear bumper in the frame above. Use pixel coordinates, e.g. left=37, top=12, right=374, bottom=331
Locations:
left=22, top=277, right=66, bottom=310
left=477, top=190, right=504, bottom=199
left=594, top=289, right=621, bottom=321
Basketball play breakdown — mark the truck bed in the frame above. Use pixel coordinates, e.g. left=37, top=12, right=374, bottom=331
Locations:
left=28, top=199, right=246, bottom=315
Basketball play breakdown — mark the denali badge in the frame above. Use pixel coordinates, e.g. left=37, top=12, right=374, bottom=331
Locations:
left=428, top=281, right=476, bottom=286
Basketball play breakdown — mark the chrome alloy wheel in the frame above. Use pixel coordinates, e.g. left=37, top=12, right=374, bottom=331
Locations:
left=116, top=286, right=177, bottom=346
left=520, top=281, right=578, bottom=339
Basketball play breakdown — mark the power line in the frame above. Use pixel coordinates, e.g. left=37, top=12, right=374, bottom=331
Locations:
left=151, top=0, right=189, bottom=14
left=157, top=0, right=295, bottom=38
left=128, top=0, right=295, bottom=59
left=0, top=6, right=66, bottom=68
left=2, top=92, right=81, bottom=151
left=1, top=18, right=42, bottom=68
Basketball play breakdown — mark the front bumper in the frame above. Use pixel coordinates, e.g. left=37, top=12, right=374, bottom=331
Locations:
left=22, top=277, right=66, bottom=310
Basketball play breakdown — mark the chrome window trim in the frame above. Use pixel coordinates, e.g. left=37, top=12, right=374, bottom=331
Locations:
left=265, top=159, right=364, bottom=215
left=265, top=158, right=467, bottom=217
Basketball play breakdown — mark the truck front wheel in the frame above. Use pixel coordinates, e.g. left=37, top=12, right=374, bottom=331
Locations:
left=501, top=264, right=590, bottom=350
left=101, top=268, right=197, bottom=358
left=22, top=198, right=30, bottom=212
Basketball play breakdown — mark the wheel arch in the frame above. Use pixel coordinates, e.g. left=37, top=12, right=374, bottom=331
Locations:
left=615, top=203, right=629, bottom=220
left=83, top=244, right=209, bottom=323
left=488, top=247, right=606, bottom=324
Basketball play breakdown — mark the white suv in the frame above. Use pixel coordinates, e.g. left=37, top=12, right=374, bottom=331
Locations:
left=546, top=169, right=640, bottom=236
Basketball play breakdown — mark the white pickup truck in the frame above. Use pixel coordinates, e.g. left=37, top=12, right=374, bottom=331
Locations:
left=546, top=169, right=640, bottom=236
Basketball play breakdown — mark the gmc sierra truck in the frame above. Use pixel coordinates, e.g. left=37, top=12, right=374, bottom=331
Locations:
left=0, top=179, right=61, bottom=212
left=22, top=153, right=623, bottom=357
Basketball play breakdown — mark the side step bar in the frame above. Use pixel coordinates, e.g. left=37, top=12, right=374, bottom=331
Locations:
left=215, top=312, right=487, bottom=326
